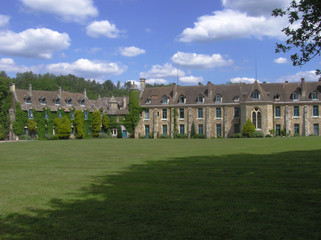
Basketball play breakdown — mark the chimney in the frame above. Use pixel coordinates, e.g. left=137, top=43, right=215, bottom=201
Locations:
left=10, top=83, right=15, bottom=93
left=207, top=81, right=212, bottom=99
left=123, top=96, right=127, bottom=109
left=173, top=83, right=177, bottom=101
left=28, top=84, right=32, bottom=96
left=139, top=78, right=146, bottom=98
left=58, top=87, right=62, bottom=97
left=83, top=88, right=87, bottom=99
left=301, top=77, right=306, bottom=97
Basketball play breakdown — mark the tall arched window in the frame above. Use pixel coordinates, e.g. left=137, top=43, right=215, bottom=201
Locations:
left=252, top=108, right=262, bottom=129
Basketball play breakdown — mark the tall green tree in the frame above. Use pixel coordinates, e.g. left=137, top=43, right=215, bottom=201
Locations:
left=124, top=89, right=141, bottom=138
left=54, top=116, right=71, bottom=139
left=92, top=110, right=102, bottom=137
left=117, top=125, right=122, bottom=138
left=27, top=119, right=37, bottom=137
left=74, top=110, right=84, bottom=139
left=273, top=0, right=321, bottom=74
left=242, top=119, right=255, bottom=137
left=190, top=122, right=196, bottom=138
left=0, top=74, right=12, bottom=138
left=102, top=114, right=110, bottom=132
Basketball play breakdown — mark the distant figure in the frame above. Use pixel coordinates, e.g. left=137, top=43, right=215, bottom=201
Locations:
left=16, top=136, right=19, bottom=141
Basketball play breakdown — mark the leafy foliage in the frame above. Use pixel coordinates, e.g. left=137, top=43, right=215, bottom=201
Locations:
left=190, top=122, right=196, bottom=138
left=117, top=125, right=122, bottom=138
left=12, top=103, right=28, bottom=137
left=74, top=110, right=84, bottom=139
left=242, top=119, right=256, bottom=137
left=27, top=119, right=37, bottom=137
left=272, top=0, right=321, bottom=74
left=125, top=89, right=142, bottom=137
left=0, top=74, right=12, bottom=138
left=92, top=111, right=102, bottom=137
left=54, top=116, right=71, bottom=139
left=101, top=114, right=110, bottom=132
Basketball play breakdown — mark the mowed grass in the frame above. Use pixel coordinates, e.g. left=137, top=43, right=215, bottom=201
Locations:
left=0, top=137, right=321, bottom=239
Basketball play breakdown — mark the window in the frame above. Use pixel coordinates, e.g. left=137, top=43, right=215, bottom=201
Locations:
left=145, top=98, right=151, bottom=104
left=198, top=108, right=203, bottom=119
left=28, top=109, right=33, bottom=119
left=312, top=92, right=318, bottom=100
left=276, top=124, right=281, bottom=136
left=41, top=98, right=46, bottom=104
left=179, top=108, right=184, bottom=119
left=162, top=96, right=168, bottom=104
left=216, top=124, right=222, bottom=137
left=313, top=105, right=319, bottom=117
left=71, top=110, right=74, bottom=120
left=198, top=124, right=204, bottom=134
left=44, top=111, right=48, bottom=119
left=294, top=106, right=299, bottom=117
left=81, top=99, right=85, bottom=106
left=179, top=95, right=185, bottom=104
left=252, top=90, right=260, bottom=100
left=234, top=107, right=239, bottom=118
left=275, top=106, right=281, bottom=118
left=233, top=96, right=239, bottom=102
left=294, top=124, right=300, bottom=134
left=24, top=127, right=28, bottom=135
left=215, top=95, right=222, bottom=103
left=68, top=99, right=72, bottom=105
left=58, top=110, right=62, bottom=118
left=84, top=110, right=88, bottom=120
left=293, top=92, right=298, bottom=100
left=180, top=124, right=185, bottom=134
left=252, top=108, right=261, bottom=129
left=274, top=94, right=280, bottom=100
left=145, top=109, right=149, bottom=120
left=216, top=107, right=221, bottom=119
left=26, top=97, right=31, bottom=104
left=145, top=125, right=149, bottom=138
left=234, top=124, right=240, bottom=134
left=314, top=124, right=319, bottom=136
left=162, top=125, right=167, bottom=135
left=197, top=95, right=203, bottom=103
left=162, top=109, right=167, bottom=119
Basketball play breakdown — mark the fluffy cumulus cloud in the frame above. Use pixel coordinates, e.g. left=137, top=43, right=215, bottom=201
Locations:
left=0, top=15, right=10, bottom=27
left=146, top=78, right=169, bottom=85
left=119, top=46, right=146, bottom=57
left=46, top=59, right=127, bottom=80
left=179, top=76, right=204, bottom=84
left=86, top=20, right=121, bottom=38
left=0, top=58, right=43, bottom=73
left=0, top=28, right=70, bottom=59
left=222, top=0, right=291, bottom=16
left=20, top=0, right=98, bottom=22
left=277, top=71, right=320, bottom=82
left=230, top=77, right=257, bottom=84
left=179, top=9, right=287, bottom=43
left=172, top=51, right=233, bottom=69
left=140, top=63, right=185, bottom=79
left=274, top=57, right=288, bottom=64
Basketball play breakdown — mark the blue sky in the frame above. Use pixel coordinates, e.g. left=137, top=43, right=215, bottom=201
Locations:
left=0, top=0, right=320, bottom=86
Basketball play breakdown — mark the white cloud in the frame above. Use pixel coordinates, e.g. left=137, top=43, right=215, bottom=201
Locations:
left=0, top=28, right=70, bottom=59
left=0, top=58, right=42, bottom=73
left=140, top=63, right=185, bottom=79
left=172, top=51, right=233, bottom=69
left=179, top=75, right=204, bottom=84
left=20, top=0, right=98, bottom=22
left=222, top=0, right=291, bottom=16
left=86, top=20, right=121, bottom=38
left=277, top=71, right=320, bottom=82
left=0, top=15, right=10, bottom=28
left=146, top=78, right=169, bottom=85
left=179, top=9, right=287, bottom=43
left=46, top=59, right=127, bottom=80
left=230, top=77, right=257, bottom=84
left=274, top=57, right=288, bottom=64
left=119, top=46, right=146, bottom=57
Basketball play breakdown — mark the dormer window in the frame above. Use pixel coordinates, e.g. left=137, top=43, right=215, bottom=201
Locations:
left=40, top=97, right=46, bottom=105
left=274, top=94, right=280, bottom=100
left=26, top=97, right=31, bottom=104
left=311, top=91, right=318, bottom=100
left=162, top=96, right=168, bottom=104
left=145, top=98, right=151, bottom=104
left=293, top=92, right=298, bottom=101
left=252, top=90, right=260, bottom=100
left=197, top=95, right=204, bottom=103
left=233, top=96, right=239, bottom=102
left=81, top=99, right=85, bottom=106
left=67, top=99, right=72, bottom=105
left=179, top=95, right=186, bottom=104
left=55, top=98, right=60, bottom=105
left=215, top=94, right=222, bottom=103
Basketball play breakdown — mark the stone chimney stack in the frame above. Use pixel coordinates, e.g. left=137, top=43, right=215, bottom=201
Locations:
left=123, top=96, right=127, bottom=109
left=10, top=83, right=15, bottom=93
left=301, top=77, right=306, bottom=97
left=83, top=88, right=87, bottom=99
left=58, top=87, right=62, bottom=97
left=139, top=78, right=146, bottom=98
left=28, top=84, right=32, bottom=96
left=207, top=81, right=212, bottom=99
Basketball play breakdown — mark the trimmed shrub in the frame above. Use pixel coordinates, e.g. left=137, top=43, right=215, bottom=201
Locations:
left=231, top=133, right=243, bottom=138
left=74, top=110, right=84, bottom=139
left=54, top=116, right=71, bottom=139
left=250, top=131, right=265, bottom=138
left=160, top=134, right=171, bottom=139
left=174, top=133, right=188, bottom=139
left=192, top=134, right=206, bottom=139
left=242, top=119, right=255, bottom=137
left=92, top=111, right=102, bottom=138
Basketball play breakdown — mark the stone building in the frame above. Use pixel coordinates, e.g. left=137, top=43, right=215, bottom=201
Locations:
left=9, top=83, right=129, bottom=139
left=136, top=78, right=321, bottom=138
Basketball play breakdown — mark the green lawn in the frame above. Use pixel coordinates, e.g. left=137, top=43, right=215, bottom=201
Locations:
left=0, top=137, right=321, bottom=239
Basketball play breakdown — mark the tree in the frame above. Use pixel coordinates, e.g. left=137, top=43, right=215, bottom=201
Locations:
left=117, top=125, right=122, bottom=138
left=27, top=119, right=37, bottom=137
left=54, top=116, right=71, bottom=139
left=124, top=89, right=141, bottom=137
left=74, top=110, right=84, bottom=139
left=101, top=114, right=110, bottom=132
left=242, top=119, right=255, bottom=137
left=92, top=110, right=102, bottom=137
left=272, top=0, right=321, bottom=74
left=190, top=122, right=196, bottom=138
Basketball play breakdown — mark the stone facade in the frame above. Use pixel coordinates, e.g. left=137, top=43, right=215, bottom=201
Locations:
left=136, top=78, right=321, bottom=138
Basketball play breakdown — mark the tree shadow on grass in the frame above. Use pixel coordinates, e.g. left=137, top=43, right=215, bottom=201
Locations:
left=1, top=150, right=321, bottom=239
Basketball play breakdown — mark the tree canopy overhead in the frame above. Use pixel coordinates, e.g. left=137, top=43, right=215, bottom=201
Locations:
left=272, top=0, right=321, bottom=74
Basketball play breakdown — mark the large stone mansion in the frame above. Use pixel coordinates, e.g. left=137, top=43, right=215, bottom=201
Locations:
left=8, top=77, right=321, bottom=139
